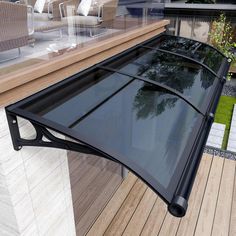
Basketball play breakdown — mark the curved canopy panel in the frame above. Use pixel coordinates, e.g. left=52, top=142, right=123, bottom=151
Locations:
left=144, top=34, right=226, bottom=75
left=6, top=34, right=230, bottom=218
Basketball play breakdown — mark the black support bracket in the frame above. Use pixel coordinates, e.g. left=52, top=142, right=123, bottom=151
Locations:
left=6, top=112, right=115, bottom=161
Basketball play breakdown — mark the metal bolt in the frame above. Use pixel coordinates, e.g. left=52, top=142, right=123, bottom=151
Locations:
left=222, top=76, right=226, bottom=83
left=12, top=120, right=16, bottom=124
left=18, top=146, right=22, bottom=150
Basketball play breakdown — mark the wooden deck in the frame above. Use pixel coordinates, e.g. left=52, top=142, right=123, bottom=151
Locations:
left=87, top=154, right=236, bottom=236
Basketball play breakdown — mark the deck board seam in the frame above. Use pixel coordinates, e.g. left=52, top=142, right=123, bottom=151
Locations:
left=84, top=173, right=124, bottom=235
left=86, top=174, right=138, bottom=236
left=72, top=161, right=113, bottom=207
left=210, top=157, right=226, bottom=236
left=193, top=154, right=214, bottom=236
left=174, top=216, right=183, bottom=236
left=139, top=196, right=159, bottom=235
left=121, top=187, right=149, bottom=236
left=103, top=178, right=140, bottom=235
left=157, top=210, right=168, bottom=235
left=228, top=160, right=236, bottom=235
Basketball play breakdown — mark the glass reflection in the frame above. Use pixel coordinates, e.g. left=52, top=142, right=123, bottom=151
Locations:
left=133, top=85, right=178, bottom=119
left=106, top=48, right=216, bottom=108
left=1, top=0, right=163, bottom=77
left=148, top=35, right=224, bottom=74
left=73, top=80, right=199, bottom=191
left=21, top=69, right=133, bottom=127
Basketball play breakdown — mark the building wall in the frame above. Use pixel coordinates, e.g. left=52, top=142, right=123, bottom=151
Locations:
left=0, top=108, right=76, bottom=236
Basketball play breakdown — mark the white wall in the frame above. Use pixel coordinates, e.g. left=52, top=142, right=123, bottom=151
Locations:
left=0, top=108, right=76, bottom=236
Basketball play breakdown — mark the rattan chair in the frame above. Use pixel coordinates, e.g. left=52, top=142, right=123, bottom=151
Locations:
left=19, top=0, right=67, bottom=37
left=0, top=1, right=30, bottom=62
left=59, top=0, right=118, bottom=37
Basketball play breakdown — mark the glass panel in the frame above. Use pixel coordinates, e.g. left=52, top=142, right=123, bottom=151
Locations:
left=21, top=69, right=133, bottom=127
left=0, top=0, right=163, bottom=77
left=104, top=47, right=216, bottom=108
left=71, top=80, right=200, bottom=199
left=145, top=35, right=224, bottom=74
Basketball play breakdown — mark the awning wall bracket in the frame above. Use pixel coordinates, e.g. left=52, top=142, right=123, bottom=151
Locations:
left=6, top=112, right=109, bottom=159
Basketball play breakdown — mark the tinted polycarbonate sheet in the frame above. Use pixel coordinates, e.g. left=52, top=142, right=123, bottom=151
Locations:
left=145, top=35, right=224, bottom=74
left=6, top=34, right=229, bottom=217
left=72, top=80, right=201, bottom=201
left=21, top=69, right=133, bottom=127
left=103, top=47, right=216, bottom=109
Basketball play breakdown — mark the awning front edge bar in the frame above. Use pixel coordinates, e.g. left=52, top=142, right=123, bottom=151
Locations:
left=169, top=112, right=214, bottom=216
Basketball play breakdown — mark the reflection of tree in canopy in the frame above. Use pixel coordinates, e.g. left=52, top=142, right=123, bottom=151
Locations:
left=133, top=85, right=178, bottom=120
left=138, top=50, right=214, bottom=91
left=159, top=36, right=202, bottom=58
left=137, top=52, right=194, bottom=94
left=133, top=49, right=215, bottom=119
left=201, top=46, right=223, bottom=73
left=200, top=69, right=215, bottom=89
left=159, top=36, right=223, bottom=74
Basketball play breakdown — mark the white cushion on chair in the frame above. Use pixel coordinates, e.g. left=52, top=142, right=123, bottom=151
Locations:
left=62, top=15, right=101, bottom=26
left=77, top=0, right=92, bottom=16
left=34, top=0, right=47, bottom=13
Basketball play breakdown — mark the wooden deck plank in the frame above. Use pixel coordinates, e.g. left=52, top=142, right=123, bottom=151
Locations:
left=176, top=154, right=213, bottom=236
left=212, top=158, right=236, bottom=236
left=229, top=161, right=236, bottom=236
left=73, top=162, right=119, bottom=223
left=69, top=157, right=100, bottom=188
left=122, top=188, right=157, bottom=236
left=104, top=178, right=147, bottom=236
left=72, top=159, right=109, bottom=209
left=158, top=212, right=181, bottom=236
left=194, top=156, right=225, bottom=236
left=86, top=155, right=236, bottom=236
left=76, top=171, right=122, bottom=236
left=86, top=173, right=137, bottom=236
left=140, top=197, right=167, bottom=236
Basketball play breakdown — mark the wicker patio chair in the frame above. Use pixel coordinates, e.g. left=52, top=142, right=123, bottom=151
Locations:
left=21, top=0, right=66, bottom=21
left=18, top=0, right=67, bottom=40
left=0, top=1, right=30, bottom=62
left=59, top=0, right=118, bottom=37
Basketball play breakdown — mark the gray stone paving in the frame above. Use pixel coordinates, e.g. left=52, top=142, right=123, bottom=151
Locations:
left=206, top=123, right=225, bottom=149
left=227, top=105, right=236, bottom=152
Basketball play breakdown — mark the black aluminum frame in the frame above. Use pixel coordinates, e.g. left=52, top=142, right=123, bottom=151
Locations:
left=5, top=34, right=230, bottom=218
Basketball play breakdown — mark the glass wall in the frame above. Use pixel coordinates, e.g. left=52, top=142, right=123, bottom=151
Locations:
left=0, top=0, right=165, bottom=76
left=164, top=11, right=236, bottom=43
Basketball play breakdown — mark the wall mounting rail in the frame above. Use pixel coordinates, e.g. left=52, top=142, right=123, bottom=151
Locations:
left=5, top=34, right=230, bottom=218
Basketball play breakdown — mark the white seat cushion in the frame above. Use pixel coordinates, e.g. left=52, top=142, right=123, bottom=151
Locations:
left=77, top=0, right=92, bottom=16
left=62, top=15, right=101, bottom=26
left=34, top=12, right=51, bottom=21
left=34, top=0, right=47, bottom=13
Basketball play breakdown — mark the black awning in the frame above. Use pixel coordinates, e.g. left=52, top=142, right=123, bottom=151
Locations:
left=5, top=34, right=230, bottom=217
